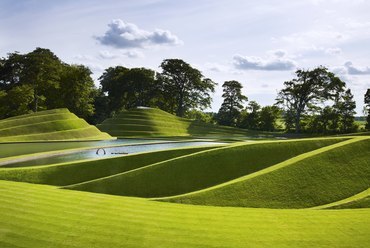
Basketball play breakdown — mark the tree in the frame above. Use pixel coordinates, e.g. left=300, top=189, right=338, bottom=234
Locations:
left=0, top=48, right=99, bottom=119
left=21, top=48, right=63, bottom=112
left=0, top=48, right=63, bottom=112
left=365, top=89, right=370, bottom=130
left=0, top=85, right=34, bottom=118
left=306, top=106, right=339, bottom=134
left=217, top=80, right=247, bottom=126
left=99, top=66, right=158, bottom=115
left=335, top=89, right=357, bottom=133
left=237, top=101, right=260, bottom=129
left=258, top=105, right=280, bottom=131
left=48, top=65, right=96, bottom=118
left=185, top=109, right=215, bottom=124
left=99, top=66, right=129, bottom=113
left=276, top=66, right=346, bottom=133
left=158, top=59, right=216, bottom=117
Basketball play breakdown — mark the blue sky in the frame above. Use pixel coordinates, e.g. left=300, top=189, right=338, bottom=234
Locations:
left=1, top=0, right=370, bottom=114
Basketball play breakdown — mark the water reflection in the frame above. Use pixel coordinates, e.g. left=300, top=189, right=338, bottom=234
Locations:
left=2, top=141, right=223, bottom=168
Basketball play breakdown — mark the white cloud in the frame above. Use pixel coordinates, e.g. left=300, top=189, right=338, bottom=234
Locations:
left=98, top=50, right=118, bottom=59
left=325, top=47, right=342, bottom=55
left=122, top=50, right=144, bottom=58
left=345, top=21, right=370, bottom=29
left=233, top=52, right=296, bottom=71
left=204, top=62, right=230, bottom=73
left=344, top=61, right=370, bottom=75
left=280, top=30, right=347, bottom=48
left=96, top=19, right=183, bottom=49
left=73, top=54, right=94, bottom=61
left=267, top=49, right=287, bottom=58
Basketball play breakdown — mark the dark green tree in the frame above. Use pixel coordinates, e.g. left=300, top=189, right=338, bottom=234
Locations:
left=238, top=101, right=260, bottom=129
left=158, top=59, right=216, bottom=117
left=365, top=89, right=370, bottom=130
left=99, top=66, right=129, bottom=113
left=99, top=66, right=158, bottom=115
left=335, top=89, right=357, bottom=133
left=217, top=80, right=247, bottom=126
left=0, top=48, right=98, bottom=119
left=258, top=105, right=280, bottom=131
left=0, top=85, right=34, bottom=118
left=306, top=106, right=339, bottom=134
left=276, top=66, right=346, bottom=133
left=48, top=65, right=96, bottom=118
left=21, top=48, right=63, bottom=112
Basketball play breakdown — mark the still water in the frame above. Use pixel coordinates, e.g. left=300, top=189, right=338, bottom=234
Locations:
left=2, top=140, right=223, bottom=168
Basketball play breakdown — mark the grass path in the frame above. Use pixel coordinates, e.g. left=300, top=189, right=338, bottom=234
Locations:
left=0, top=180, right=369, bottom=248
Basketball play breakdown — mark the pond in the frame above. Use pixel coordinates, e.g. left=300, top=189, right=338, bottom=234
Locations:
left=0, top=138, right=171, bottom=158
left=1, top=140, right=224, bottom=168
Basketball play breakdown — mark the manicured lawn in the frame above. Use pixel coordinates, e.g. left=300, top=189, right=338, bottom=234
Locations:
left=0, top=180, right=369, bottom=248
left=0, top=146, right=219, bottom=186
left=165, top=137, right=370, bottom=208
left=67, top=138, right=345, bottom=197
left=98, top=108, right=281, bottom=139
left=0, top=109, right=112, bottom=142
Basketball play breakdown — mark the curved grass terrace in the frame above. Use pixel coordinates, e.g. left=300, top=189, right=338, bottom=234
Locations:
left=0, top=109, right=369, bottom=248
left=0, top=109, right=112, bottom=142
left=0, top=179, right=369, bottom=248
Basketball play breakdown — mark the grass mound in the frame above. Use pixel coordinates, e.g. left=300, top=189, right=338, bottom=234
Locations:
left=164, top=137, right=370, bottom=208
left=1, top=180, right=369, bottom=248
left=66, top=138, right=344, bottom=197
left=0, top=109, right=112, bottom=142
left=0, top=146, right=217, bottom=186
left=97, top=107, right=266, bottom=138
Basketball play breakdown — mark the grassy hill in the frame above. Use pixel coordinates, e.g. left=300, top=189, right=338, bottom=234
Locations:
left=1, top=179, right=369, bottom=248
left=0, top=109, right=112, bottom=142
left=97, top=107, right=271, bottom=139
left=0, top=146, right=220, bottom=186
left=162, top=137, right=370, bottom=208
left=1, top=136, right=369, bottom=247
left=66, top=138, right=345, bottom=198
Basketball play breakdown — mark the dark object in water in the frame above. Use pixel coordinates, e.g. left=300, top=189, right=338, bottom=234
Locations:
left=96, top=148, right=106, bottom=155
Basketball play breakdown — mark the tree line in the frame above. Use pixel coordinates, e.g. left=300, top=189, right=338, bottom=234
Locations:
left=1, top=47, right=369, bottom=134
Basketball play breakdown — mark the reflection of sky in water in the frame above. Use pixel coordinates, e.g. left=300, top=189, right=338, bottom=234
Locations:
left=4, top=141, right=223, bottom=168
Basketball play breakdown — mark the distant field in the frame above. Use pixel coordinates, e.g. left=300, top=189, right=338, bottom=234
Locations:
left=0, top=109, right=112, bottom=142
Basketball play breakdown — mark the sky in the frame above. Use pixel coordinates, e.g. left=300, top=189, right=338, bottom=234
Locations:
left=1, top=0, right=370, bottom=114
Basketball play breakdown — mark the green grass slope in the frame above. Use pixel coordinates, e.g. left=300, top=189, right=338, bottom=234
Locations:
left=1, top=180, right=369, bottom=248
left=97, top=107, right=267, bottom=138
left=164, top=137, right=370, bottom=208
left=329, top=196, right=370, bottom=209
left=310, top=188, right=370, bottom=209
left=0, top=109, right=112, bottom=142
left=0, top=146, right=218, bottom=186
left=66, top=138, right=344, bottom=197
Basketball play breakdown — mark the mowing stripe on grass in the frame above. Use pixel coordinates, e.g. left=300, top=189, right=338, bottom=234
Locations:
left=161, top=137, right=369, bottom=208
left=0, top=109, right=112, bottom=142
left=1, top=180, right=369, bottom=248
left=65, top=138, right=345, bottom=197
left=0, top=145, right=220, bottom=186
